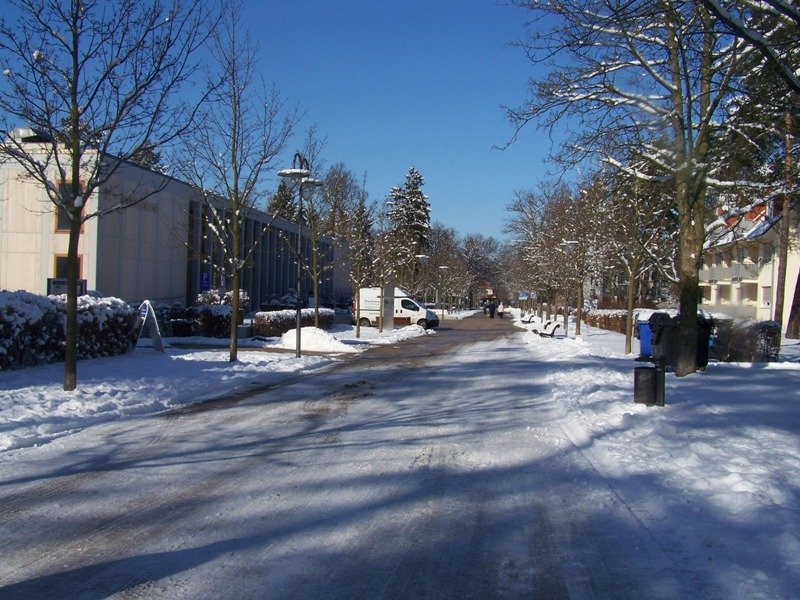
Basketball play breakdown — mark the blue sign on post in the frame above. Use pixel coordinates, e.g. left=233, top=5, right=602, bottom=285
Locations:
left=201, top=272, right=211, bottom=292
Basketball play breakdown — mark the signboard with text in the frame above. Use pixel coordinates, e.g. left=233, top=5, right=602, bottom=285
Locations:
left=46, top=278, right=87, bottom=296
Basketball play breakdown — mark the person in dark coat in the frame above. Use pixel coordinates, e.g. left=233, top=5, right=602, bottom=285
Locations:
left=488, top=299, right=496, bottom=319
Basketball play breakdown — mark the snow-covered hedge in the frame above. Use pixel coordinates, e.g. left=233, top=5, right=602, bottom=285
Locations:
left=583, top=309, right=629, bottom=334
left=196, top=304, right=233, bottom=338
left=0, top=291, right=136, bottom=370
left=711, top=318, right=780, bottom=362
left=253, top=308, right=334, bottom=337
left=584, top=308, right=780, bottom=362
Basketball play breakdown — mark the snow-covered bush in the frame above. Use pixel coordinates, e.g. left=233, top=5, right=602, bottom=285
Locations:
left=262, top=290, right=299, bottom=310
left=223, top=289, right=249, bottom=309
left=0, top=291, right=136, bottom=369
left=253, top=308, right=334, bottom=337
left=150, top=302, right=197, bottom=337
left=583, top=309, right=628, bottom=334
left=196, top=304, right=232, bottom=338
left=712, top=318, right=780, bottom=362
left=74, top=296, right=136, bottom=358
left=0, top=290, right=63, bottom=368
left=197, top=288, right=249, bottom=309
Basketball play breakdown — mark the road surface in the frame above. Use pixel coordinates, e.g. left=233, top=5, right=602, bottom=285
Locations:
left=0, top=314, right=698, bottom=598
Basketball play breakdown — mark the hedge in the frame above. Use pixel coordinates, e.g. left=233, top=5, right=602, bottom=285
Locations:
left=253, top=308, right=334, bottom=337
left=0, top=290, right=136, bottom=370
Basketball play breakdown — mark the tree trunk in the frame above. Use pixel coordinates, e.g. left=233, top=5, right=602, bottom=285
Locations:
left=624, top=257, right=639, bottom=355
left=64, top=217, right=81, bottom=391
left=673, top=170, right=705, bottom=376
left=229, top=214, right=240, bottom=363
left=773, top=109, right=793, bottom=329
left=785, top=268, right=800, bottom=339
left=575, top=277, right=583, bottom=336
left=675, top=206, right=703, bottom=376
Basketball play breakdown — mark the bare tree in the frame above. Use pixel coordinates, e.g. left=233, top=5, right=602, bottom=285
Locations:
left=0, top=0, right=214, bottom=390
left=507, top=0, right=746, bottom=376
left=174, top=2, right=299, bottom=362
left=700, top=0, right=800, bottom=94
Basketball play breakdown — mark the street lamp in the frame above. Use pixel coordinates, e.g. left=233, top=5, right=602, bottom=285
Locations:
left=560, top=240, right=578, bottom=337
left=415, top=254, right=429, bottom=301
left=438, top=265, right=449, bottom=321
left=279, top=153, right=318, bottom=358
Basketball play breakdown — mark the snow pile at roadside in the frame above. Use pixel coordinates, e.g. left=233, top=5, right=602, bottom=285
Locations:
left=278, top=327, right=357, bottom=353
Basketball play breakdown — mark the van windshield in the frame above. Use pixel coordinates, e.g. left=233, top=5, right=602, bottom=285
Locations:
left=401, top=299, right=419, bottom=311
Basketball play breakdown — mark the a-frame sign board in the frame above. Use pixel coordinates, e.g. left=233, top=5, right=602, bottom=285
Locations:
left=133, top=300, right=164, bottom=353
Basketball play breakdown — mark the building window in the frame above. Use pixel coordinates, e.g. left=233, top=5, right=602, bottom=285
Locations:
left=54, top=179, right=86, bottom=232
left=55, top=205, right=71, bottom=232
left=54, top=255, right=81, bottom=279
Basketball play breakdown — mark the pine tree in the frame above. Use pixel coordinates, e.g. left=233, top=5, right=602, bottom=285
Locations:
left=386, top=167, right=431, bottom=286
left=267, top=180, right=297, bottom=223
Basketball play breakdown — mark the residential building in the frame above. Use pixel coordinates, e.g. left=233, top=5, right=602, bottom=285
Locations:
left=700, top=201, right=798, bottom=323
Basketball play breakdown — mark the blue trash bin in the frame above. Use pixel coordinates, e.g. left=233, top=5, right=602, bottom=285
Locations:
left=638, top=322, right=653, bottom=357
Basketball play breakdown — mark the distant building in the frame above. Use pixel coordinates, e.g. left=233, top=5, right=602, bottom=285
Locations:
left=1, top=132, right=349, bottom=309
left=699, top=200, right=798, bottom=322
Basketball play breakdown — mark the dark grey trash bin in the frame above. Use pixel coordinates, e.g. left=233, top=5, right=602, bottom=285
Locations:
left=649, top=312, right=679, bottom=371
left=696, top=314, right=713, bottom=370
left=634, top=366, right=657, bottom=405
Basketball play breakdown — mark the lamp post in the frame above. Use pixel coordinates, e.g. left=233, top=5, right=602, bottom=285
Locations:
left=279, top=153, right=317, bottom=358
left=438, top=265, right=449, bottom=321
left=560, top=240, right=578, bottom=337
left=415, top=254, right=429, bottom=300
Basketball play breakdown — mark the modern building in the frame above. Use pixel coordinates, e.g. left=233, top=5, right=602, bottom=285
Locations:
left=700, top=200, right=799, bottom=322
left=1, top=131, right=349, bottom=310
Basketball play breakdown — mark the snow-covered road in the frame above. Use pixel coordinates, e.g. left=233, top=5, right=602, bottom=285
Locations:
left=1, top=316, right=797, bottom=598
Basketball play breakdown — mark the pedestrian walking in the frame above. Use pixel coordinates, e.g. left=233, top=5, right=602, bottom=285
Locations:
left=488, top=299, right=496, bottom=319
left=497, top=302, right=505, bottom=319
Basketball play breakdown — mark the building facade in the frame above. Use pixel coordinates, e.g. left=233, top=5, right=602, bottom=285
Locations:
left=1, top=143, right=349, bottom=310
left=699, top=202, right=799, bottom=323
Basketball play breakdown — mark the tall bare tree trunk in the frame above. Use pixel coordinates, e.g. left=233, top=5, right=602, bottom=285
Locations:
left=675, top=176, right=704, bottom=376
left=772, top=110, right=794, bottom=330
left=773, top=110, right=793, bottom=329
left=786, top=270, right=800, bottom=338
left=64, top=217, right=81, bottom=391
left=625, top=256, right=639, bottom=354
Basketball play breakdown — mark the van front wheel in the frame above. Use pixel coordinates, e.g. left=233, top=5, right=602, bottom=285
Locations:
left=417, top=319, right=428, bottom=329
left=359, top=318, right=372, bottom=328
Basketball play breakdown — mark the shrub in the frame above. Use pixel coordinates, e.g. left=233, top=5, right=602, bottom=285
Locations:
left=0, top=290, right=64, bottom=368
left=196, top=304, right=232, bottom=338
left=711, top=318, right=781, bottom=362
left=253, top=308, right=334, bottom=337
left=0, top=291, right=136, bottom=369
left=75, top=296, right=137, bottom=358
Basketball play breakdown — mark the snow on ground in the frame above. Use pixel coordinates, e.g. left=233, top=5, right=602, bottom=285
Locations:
left=0, top=321, right=439, bottom=453
left=513, top=312, right=800, bottom=597
left=1, top=309, right=799, bottom=594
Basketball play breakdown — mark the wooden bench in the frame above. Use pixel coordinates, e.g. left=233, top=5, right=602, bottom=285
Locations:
left=532, top=320, right=562, bottom=337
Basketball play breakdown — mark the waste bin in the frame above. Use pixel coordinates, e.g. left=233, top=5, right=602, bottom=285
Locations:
left=649, top=312, right=679, bottom=371
left=637, top=321, right=653, bottom=357
left=634, top=366, right=657, bottom=405
left=696, top=314, right=713, bottom=370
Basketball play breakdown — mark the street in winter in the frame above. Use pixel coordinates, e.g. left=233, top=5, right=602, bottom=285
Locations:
left=1, top=312, right=798, bottom=599
left=1, top=1, right=800, bottom=598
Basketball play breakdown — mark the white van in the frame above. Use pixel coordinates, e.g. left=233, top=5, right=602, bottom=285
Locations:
left=352, top=287, right=439, bottom=329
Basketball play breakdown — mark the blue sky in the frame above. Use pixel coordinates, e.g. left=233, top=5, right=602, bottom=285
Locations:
left=246, top=1, right=556, bottom=240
